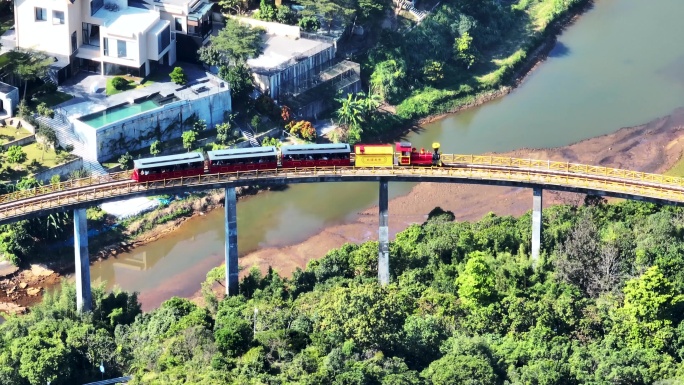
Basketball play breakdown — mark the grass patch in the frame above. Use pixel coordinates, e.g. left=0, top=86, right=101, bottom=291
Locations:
left=1, top=142, right=77, bottom=180
left=0, top=52, right=12, bottom=69
left=106, top=78, right=135, bottom=96
left=31, top=91, right=73, bottom=108
left=21, top=142, right=67, bottom=169
left=666, top=156, right=684, bottom=177
left=0, top=126, right=31, bottom=145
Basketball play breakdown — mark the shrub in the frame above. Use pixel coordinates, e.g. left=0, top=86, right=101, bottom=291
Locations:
left=216, top=122, right=232, bottom=145
left=250, top=114, right=261, bottom=129
left=275, top=6, right=297, bottom=25
left=169, top=67, right=188, bottom=85
left=118, top=152, right=133, bottom=170
left=111, top=76, right=128, bottom=90
left=299, top=16, right=320, bottom=32
left=193, top=119, right=207, bottom=133
left=36, top=102, right=55, bottom=118
left=5, top=145, right=26, bottom=164
left=69, top=167, right=90, bottom=180
left=86, top=207, right=107, bottom=223
left=150, top=140, right=162, bottom=156
left=50, top=174, right=61, bottom=185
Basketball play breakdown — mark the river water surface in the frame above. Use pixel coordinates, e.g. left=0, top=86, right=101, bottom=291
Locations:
left=89, top=0, right=684, bottom=309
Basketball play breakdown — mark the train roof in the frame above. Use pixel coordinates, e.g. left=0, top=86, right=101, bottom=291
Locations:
left=133, top=152, right=204, bottom=169
left=354, top=144, right=394, bottom=155
left=207, top=146, right=277, bottom=161
left=281, top=143, right=351, bottom=155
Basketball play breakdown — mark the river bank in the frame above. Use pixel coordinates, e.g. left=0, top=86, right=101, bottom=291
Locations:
left=224, top=107, right=684, bottom=283
left=5, top=105, right=684, bottom=313
left=0, top=0, right=676, bottom=308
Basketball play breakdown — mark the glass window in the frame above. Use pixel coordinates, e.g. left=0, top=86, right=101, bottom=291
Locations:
left=158, top=25, right=170, bottom=54
left=103, top=38, right=109, bottom=56
left=82, top=23, right=100, bottom=47
left=35, top=7, right=47, bottom=21
left=53, top=10, right=64, bottom=24
left=91, top=0, right=103, bottom=16
left=117, top=39, right=126, bottom=58
left=71, top=31, right=77, bottom=53
left=174, top=18, right=182, bottom=32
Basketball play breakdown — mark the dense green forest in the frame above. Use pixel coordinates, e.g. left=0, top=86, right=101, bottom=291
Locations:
left=3, top=198, right=684, bottom=384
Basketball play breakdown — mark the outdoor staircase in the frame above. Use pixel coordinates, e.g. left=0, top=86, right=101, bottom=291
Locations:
left=240, top=126, right=260, bottom=147
left=398, top=0, right=427, bottom=21
left=34, top=113, right=108, bottom=176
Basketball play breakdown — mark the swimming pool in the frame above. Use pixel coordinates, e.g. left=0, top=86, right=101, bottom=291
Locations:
left=78, top=100, right=161, bottom=128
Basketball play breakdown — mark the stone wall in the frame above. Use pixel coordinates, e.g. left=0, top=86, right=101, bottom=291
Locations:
left=33, top=158, right=84, bottom=182
left=72, top=88, right=232, bottom=162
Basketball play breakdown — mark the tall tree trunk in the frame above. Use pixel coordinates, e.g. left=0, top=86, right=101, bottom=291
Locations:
left=23, top=80, right=28, bottom=101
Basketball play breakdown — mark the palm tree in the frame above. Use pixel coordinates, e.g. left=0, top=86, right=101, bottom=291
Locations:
left=336, top=93, right=364, bottom=130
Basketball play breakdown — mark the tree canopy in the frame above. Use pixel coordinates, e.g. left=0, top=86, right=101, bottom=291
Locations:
left=5, top=200, right=684, bottom=384
left=198, top=19, right=264, bottom=67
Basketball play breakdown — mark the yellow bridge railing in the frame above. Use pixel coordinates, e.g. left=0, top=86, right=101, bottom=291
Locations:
left=439, top=155, right=684, bottom=187
left=1, top=162, right=684, bottom=223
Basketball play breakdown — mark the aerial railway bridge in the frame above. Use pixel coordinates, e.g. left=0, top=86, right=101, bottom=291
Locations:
left=3, top=154, right=684, bottom=312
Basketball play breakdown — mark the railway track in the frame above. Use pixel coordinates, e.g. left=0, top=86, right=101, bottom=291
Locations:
left=1, top=156, right=684, bottom=224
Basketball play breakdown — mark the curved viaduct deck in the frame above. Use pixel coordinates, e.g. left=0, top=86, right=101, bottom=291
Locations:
left=1, top=154, right=684, bottom=225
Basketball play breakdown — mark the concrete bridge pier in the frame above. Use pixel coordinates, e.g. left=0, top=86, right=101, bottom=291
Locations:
left=225, top=186, right=239, bottom=295
left=74, top=208, right=92, bottom=312
left=531, top=187, right=543, bottom=263
left=378, top=178, right=390, bottom=285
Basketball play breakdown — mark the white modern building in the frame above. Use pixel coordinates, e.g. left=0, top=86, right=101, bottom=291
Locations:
left=13, top=0, right=215, bottom=82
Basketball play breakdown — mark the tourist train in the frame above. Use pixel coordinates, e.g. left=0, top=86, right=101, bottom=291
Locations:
left=131, top=142, right=442, bottom=182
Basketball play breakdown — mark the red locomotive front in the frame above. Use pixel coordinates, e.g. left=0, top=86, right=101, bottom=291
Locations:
left=395, top=142, right=441, bottom=166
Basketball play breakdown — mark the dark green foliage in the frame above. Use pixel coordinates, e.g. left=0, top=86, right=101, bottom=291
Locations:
left=111, top=76, right=128, bottom=90
left=7, top=200, right=684, bottom=384
left=299, top=16, right=320, bottom=32
left=169, top=67, right=187, bottom=85
left=275, top=6, right=297, bottom=25
left=219, top=63, right=253, bottom=105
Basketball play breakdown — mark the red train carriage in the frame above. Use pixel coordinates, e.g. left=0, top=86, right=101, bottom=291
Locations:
left=281, top=143, right=352, bottom=168
left=132, top=152, right=205, bottom=182
left=395, top=142, right=441, bottom=166
left=207, top=146, right=278, bottom=173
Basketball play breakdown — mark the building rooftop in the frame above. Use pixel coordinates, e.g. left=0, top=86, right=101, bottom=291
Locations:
left=0, top=81, right=16, bottom=95
left=95, top=6, right=160, bottom=38
left=247, top=34, right=332, bottom=73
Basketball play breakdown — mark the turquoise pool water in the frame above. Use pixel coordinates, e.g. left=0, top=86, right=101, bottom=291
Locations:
left=79, top=100, right=160, bottom=128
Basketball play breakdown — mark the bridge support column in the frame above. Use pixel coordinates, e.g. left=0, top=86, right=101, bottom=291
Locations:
left=74, top=208, right=92, bottom=313
left=378, top=178, right=390, bottom=285
left=532, top=187, right=543, bottom=264
left=225, top=187, right=239, bottom=295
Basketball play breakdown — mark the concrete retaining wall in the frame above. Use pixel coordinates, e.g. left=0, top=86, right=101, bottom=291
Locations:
left=33, top=158, right=84, bottom=182
left=1, top=134, right=35, bottom=151
left=72, top=87, right=232, bottom=162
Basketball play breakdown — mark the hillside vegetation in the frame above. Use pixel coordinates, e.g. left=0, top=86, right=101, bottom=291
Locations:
left=3, top=199, right=684, bottom=384
left=366, top=0, right=588, bottom=121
